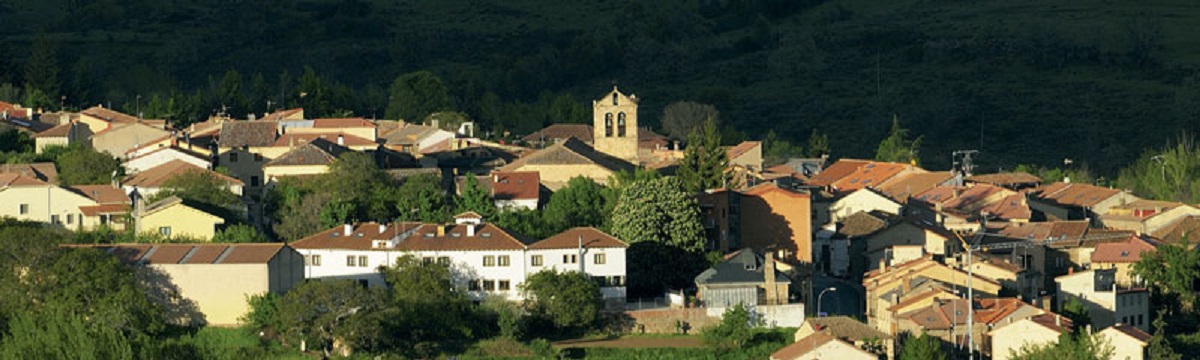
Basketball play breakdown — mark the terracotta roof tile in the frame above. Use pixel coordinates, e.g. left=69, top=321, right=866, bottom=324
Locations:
left=529, top=227, right=627, bottom=249
left=0, top=173, right=48, bottom=187
left=1153, top=215, right=1200, bottom=245
left=804, top=316, right=891, bottom=340
left=259, top=108, right=304, bottom=121
left=397, top=223, right=529, bottom=251
left=876, top=171, right=955, bottom=203
left=264, top=138, right=350, bottom=167
left=218, top=121, right=278, bottom=148
left=522, top=124, right=594, bottom=143
left=1107, top=324, right=1152, bottom=343
left=966, top=172, right=1041, bottom=186
left=831, top=162, right=910, bottom=192
left=273, top=133, right=376, bottom=148
left=78, top=204, right=130, bottom=216
left=726, top=141, right=761, bottom=161
left=490, top=171, right=540, bottom=201
left=81, top=106, right=139, bottom=123
left=0, top=163, right=58, bottom=183
left=1030, top=182, right=1123, bottom=208
left=312, top=118, right=375, bottom=128
left=33, top=122, right=73, bottom=138
left=1092, top=235, right=1156, bottom=263
left=806, top=159, right=870, bottom=187
left=290, top=222, right=420, bottom=251
left=1025, top=313, right=1074, bottom=334
left=499, top=137, right=634, bottom=173
left=68, top=185, right=129, bottom=204
left=771, top=332, right=836, bottom=360
left=122, top=160, right=243, bottom=188
left=982, top=194, right=1032, bottom=220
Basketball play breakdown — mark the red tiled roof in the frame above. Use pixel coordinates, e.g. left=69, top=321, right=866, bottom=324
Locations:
left=522, top=124, right=594, bottom=143
left=529, top=227, right=627, bottom=249
left=259, top=108, right=304, bottom=121
left=966, top=172, right=1041, bottom=186
left=68, top=185, right=129, bottom=204
left=81, top=106, right=139, bottom=123
left=831, top=162, right=909, bottom=192
left=312, top=118, right=375, bottom=128
left=1030, top=182, right=1123, bottom=208
left=983, top=194, right=1032, bottom=220
left=1092, top=235, right=1156, bottom=263
left=490, top=171, right=540, bottom=201
left=64, top=243, right=287, bottom=265
left=79, top=204, right=131, bottom=216
left=726, top=141, right=761, bottom=161
left=33, top=122, right=73, bottom=138
left=273, top=133, right=376, bottom=148
left=770, top=332, right=837, bottom=360
left=122, top=160, right=243, bottom=188
left=743, top=182, right=810, bottom=199
left=396, top=223, right=528, bottom=251
left=290, top=222, right=421, bottom=250
left=0, top=173, right=48, bottom=187
left=1153, top=215, right=1200, bottom=245
left=806, top=159, right=870, bottom=187
left=1107, top=324, right=1152, bottom=343
left=0, top=163, right=58, bottom=183
left=876, top=171, right=955, bottom=203
left=1025, top=313, right=1074, bottom=334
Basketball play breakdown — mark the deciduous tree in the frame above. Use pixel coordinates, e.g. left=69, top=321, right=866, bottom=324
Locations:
left=610, top=177, right=706, bottom=252
left=385, top=70, right=453, bottom=122
left=55, top=145, right=121, bottom=185
left=543, top=176, right=609, bottom=233
left=661, top=101, right=719, bottom=140
left=522, top=270, right=602, bottom=331
left=702, top=303, right=754, bottom=349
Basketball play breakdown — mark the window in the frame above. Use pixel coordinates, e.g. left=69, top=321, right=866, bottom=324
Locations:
left=617, top=113, right=626, bottom=137
left=18, top=204, right=28, bottom=215
left=483, top=280, right=496, bottom=291
left=254, top=153, right=263, bottom=162
left=612, top=92, right=618, bottom=105
left=304, top=255, right=311, bottom=265
left=1138, top=314, right=1144, bottom=326
left=312, top=255, right=322, bottom=266
left=50, top=215, right=60, bottom=225
left=158, top=226, right=171, bottom=236
left=499, top=280, right=510, bottom=291
left=469, top=280, right=481, bottom=291
left=66, top=214, right=74, bottom=224
left=437, top=257, right=450, bottom=266
left=422, top=257, right=434, bottom=265
left=229, top=152, right=238, bottom=163
left=531, top=255, right=543, bottom=266
left=251, top=176, right=260, bottom=187
left=358, top=256, right=368, bottom=267
left=563, top=254, right=578, bottom=264
left=483, top=256, right=496, bottom=267
left=594, top=253, right=606, bottom=265
left=347, top=256, right=356, bottom=267
left=593, top=276, right=608, bottom=286
left=604, top=113, right=614, bottom=137
left=611, top=276, right=625, bottom=287
left=498, top=255, right=510, bottom=267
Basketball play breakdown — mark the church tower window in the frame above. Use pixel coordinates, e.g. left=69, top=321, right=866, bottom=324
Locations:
left=617, top=112, right=627, bottom=137
left=604, top=113, right=613, bottom=137
left=612, top=93, right=618, bottom=105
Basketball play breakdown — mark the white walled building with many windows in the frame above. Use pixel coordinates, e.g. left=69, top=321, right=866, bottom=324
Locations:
left=290, top=212, right=628, bottom=302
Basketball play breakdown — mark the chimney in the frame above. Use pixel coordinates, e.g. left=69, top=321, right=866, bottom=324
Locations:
left=437, top=224, right=446, bottom=236
left=343, top=223, right=353, bottom=235
left=1068, top=267, right=1074, bottom=275
left=764, top=251, right=777, bottom=304
left=379, top=223, right=387, bottom=234
left=337, top=134, right=344, bottom=146
left=467, top=224, right=476, bottom=237
left=903, top=276, right=911, bottom=292
left=1055, top=314, right=1061, bottom=327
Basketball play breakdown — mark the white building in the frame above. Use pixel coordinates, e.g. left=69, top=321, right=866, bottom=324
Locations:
left=124, top=146, right=212, bottom=173
left=1055, top=269, right=1151, bottom=332
left=289, top=212, right=628, bottom=302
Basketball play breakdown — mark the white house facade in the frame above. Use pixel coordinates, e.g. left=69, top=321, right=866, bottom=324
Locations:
left=290, top=214, right=628, bottom=303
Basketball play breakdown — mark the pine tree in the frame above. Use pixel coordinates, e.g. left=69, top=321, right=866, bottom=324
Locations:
left=678, top=119, right=728, bottom=193
left=899, top=332, right=946, bottom=360
left=23, top=33, right=60, bottom=101
left=875, top=114, right=921, bottom=165
left=456, top=174, right=496, bottom=219
left=1148, top=310, right=1181, bottom=360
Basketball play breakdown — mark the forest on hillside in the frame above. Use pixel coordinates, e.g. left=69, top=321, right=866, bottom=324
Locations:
left=2, top=0, right=1199, bottom=174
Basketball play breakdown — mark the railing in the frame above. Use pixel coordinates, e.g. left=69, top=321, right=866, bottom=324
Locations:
left=625, top=297, right=670, bottom=310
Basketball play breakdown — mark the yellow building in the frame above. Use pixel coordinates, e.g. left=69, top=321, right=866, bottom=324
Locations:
left=772, top=332, right=880, bottom=360
left=498, top=137, right=634, bottom=190
left=138, top=196, right=226, bottom=240
left=1098, top=324, right=1150, bottom=360
left=990, top=314, right=1073, bottom=360
left=592, top=86, right=640, bottom=164
left=92, top=122, right=171, bottom=156
left=261, top=137, right=349, bottom=184
left=65, top=243, right=304, bottom=326
left=0, top=174, right=126, bottom=230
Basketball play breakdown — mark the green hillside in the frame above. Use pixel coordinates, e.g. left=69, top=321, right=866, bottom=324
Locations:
left=2, top=0, right=1199, bottom=173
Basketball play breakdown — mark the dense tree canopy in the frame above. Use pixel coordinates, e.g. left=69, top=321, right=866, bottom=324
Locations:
left=386, top=71, right=453, bottom=122
left=1117, top=137, right=1200, bottom=203
left=899, top=332, right=947, bottom=360
left=54, top=145, right=122, bottom=186
left=875, top=115, right=921, bottom=165
left=1133, top=238, right=1200, bottom=311
left=151, top=170, right=243, bottom=210
left=661, top=101, right=719, bottom=140
left=543, top=176, right=610, bottom=233
left=1011, top=333, right=1113, bottom=360
left=521, top=270, right=602, bottom=331
left=609, top=177, right=707, bottom=253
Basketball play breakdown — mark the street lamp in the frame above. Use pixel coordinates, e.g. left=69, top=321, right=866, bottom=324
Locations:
left=811, top=287, right=838, bottom=359
left=816, top=287, right=837, bottom=317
